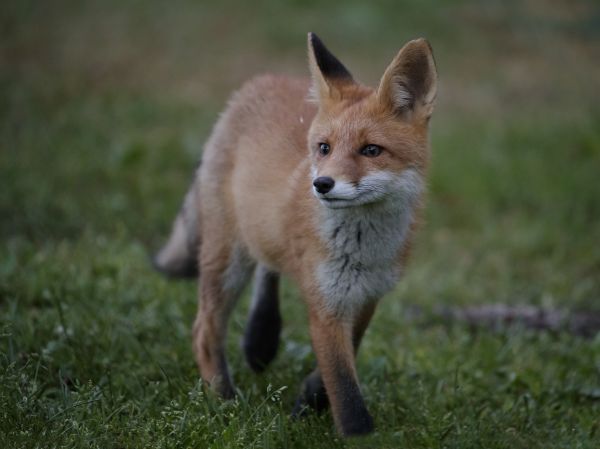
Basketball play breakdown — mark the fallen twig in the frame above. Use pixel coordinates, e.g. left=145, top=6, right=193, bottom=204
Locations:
left=409, top=304, right=600, bottom=338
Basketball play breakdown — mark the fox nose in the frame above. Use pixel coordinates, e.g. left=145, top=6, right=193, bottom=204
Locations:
left=313, top=176, right=335, bottom=194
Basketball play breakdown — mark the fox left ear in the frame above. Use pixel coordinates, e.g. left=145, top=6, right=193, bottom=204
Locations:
left=377, top=38, right=438, bottom=120
left=307, top=32, right=355, bottom=103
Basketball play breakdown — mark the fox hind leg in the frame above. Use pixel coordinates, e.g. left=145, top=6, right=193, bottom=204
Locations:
left=243, top=264, right=282, bottom=372
left=193, top=243, right=254, bottom=398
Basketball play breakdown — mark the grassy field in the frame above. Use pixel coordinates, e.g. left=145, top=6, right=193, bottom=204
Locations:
left=1, top=0, right=600, bottom=447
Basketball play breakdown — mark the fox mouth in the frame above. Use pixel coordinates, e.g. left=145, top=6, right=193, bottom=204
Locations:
left=321, top=197, right=353, bottom=205
left=317, top=193, right=371, bottom=208
left=314, top=185, right=384, bottom=208
left=322, top=197, right=351, bottom=202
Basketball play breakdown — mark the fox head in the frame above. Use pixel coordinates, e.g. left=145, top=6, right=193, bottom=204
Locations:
left=307, top=33, right=437, bottom=209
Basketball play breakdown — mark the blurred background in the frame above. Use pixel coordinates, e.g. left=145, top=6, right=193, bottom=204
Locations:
left=1, top=0, right=599, bottom=447
left=2, top=0, right=599, bottom=307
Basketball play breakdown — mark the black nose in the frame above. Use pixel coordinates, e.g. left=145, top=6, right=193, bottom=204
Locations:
left=313, top=176, right=335, bottom=194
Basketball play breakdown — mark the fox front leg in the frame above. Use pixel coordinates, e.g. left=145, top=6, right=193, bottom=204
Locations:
left=292, top=302, right=376, bottom=419
left=306, top=306, right=374, bottom=436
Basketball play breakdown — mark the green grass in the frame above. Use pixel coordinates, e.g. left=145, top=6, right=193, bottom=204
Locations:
left=1, top=0, right=600, bottom=447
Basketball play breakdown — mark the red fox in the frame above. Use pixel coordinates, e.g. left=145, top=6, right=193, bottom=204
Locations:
left=154, top=33, right=437, bottom=436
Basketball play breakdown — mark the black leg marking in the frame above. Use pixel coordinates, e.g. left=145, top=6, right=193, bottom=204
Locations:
left=292, top=366, right=373, bottom=436
left=215, top=354, right=236, bottom=399
left=243, top=266, right=282, bottom=372
left=334, top=371, right=374, bottom=436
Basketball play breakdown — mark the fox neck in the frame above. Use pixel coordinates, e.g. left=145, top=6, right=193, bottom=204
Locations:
left=313, top=170, right=422, bottom=317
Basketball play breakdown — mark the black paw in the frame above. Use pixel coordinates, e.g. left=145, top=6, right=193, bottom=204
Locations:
left=207, top=374, right=236, bottom=400
left=291, top=371, right=329, bottom=417
left=339, top=408, right=374, bottom=436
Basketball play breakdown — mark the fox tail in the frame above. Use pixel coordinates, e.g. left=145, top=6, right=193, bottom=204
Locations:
left=152, top=169, right=200, bottom=279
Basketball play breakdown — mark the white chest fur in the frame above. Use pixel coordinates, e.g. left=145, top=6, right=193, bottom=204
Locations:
left=314, top=169, right=423, bottom=316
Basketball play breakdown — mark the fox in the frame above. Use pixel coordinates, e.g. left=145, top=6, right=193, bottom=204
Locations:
left=153, top=33, right=437, bottom=436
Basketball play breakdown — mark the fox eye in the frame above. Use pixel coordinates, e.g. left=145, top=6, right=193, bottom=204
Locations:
left=318, top=143, right=330, bottom=156
left=360, top=144, right=382, bottom=157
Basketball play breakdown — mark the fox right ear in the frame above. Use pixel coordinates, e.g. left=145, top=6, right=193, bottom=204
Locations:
left=377, top=38, right=438, bottom=121
left=307, top=32, right=354, bottom=103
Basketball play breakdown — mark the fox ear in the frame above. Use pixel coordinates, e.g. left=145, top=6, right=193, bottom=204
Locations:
left=377, top=38, right=437, bottom=120
left=307, top=32, right=354, bottom=103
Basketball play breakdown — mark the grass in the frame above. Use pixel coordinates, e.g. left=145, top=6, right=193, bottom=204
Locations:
left=1, top=0, right=600, bottom=447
